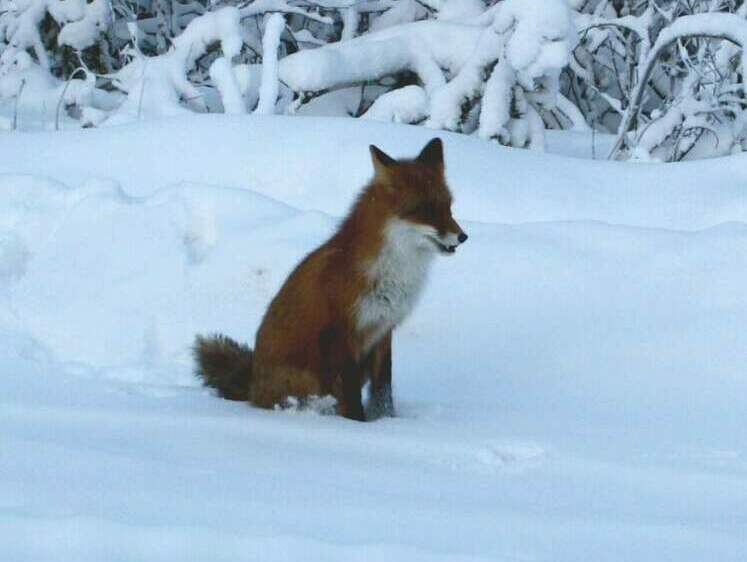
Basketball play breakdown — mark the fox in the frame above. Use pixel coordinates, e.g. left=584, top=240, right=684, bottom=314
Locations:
left=194, top=137, right=467, bottom=421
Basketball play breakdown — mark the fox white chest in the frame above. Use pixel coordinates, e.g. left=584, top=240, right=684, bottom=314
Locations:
left=355, top=219, right=435, bottom=353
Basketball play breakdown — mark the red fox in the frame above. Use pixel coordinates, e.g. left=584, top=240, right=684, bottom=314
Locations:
left=194, top=138, right=467, bottom=421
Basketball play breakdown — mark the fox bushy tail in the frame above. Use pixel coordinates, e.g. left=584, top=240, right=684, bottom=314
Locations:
left=193, top=334, right=253, bottom=401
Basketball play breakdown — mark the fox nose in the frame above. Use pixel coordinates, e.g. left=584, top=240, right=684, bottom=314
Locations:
left=458, top=232, right=468, bottom=244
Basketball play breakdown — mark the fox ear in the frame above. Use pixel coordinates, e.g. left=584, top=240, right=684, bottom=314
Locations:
left=370, top=145, right=396, bottom=177
left=417, top=138, right=444, bottom=168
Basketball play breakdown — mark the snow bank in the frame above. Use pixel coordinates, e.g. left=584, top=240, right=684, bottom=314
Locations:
left=2, top=114, right=747, bottom=230
left=1, top=115, right=746, bottom=561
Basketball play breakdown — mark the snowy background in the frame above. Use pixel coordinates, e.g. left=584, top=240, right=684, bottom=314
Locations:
left=4, top=0, right=747, bottom=161
left=2, top=0, right=747, bottom=560
left=1, top=115, right=746, bottom=560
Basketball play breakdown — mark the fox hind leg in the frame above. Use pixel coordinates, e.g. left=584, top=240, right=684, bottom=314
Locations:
left=319, top=325, right=366, bottom=422
left=249, top=365, right=323, bottom=410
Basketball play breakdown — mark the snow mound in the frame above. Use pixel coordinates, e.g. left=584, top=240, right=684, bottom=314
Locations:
left=1, top=115, right=746, bottom=561
left=2, top=115, right=747, bottom=229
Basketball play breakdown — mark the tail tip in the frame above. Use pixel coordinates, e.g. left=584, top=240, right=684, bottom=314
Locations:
left=193, top=333, right=253, bottom=401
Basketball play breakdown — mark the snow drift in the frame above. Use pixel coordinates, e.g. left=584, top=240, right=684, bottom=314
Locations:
left=1, top=115, right=746, bottom=561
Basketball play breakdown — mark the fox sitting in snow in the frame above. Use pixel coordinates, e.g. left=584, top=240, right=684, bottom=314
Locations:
left=194, top=138, right=467, bottom=421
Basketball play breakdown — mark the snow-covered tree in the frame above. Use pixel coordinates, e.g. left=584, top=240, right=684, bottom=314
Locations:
left=2, top=0, right=747, bottom=161
left=279, top=0, right=577, bottom=152
left=570, top=0, right=747, bottom=160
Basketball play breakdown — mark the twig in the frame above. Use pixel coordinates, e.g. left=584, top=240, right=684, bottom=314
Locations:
left=609, top=15, right=746, bottom=159
left=137, top=74, right=147, bottom=120
left=56, top=67, right=89, bottom=131
left=12, top=79, right=26, bottom=132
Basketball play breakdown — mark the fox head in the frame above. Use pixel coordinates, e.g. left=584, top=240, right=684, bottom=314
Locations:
left=369, top=138, right=468, bottom=255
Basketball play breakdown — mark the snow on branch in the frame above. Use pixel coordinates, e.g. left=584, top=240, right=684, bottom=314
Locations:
left=278, top=20, right=478, bottom=94
left=254, top=13, right=285, bottom=114
left=3, top=0, right=747, bottom=161
left=574, top=8, right=654, bottom=56
left=609, top=13, right=747, bottom=159
left=361, top=84, right=428, bottom=122
left=0, top=47, right=98, bottom=128
left=109, top=7, right=244, bottom=122
left=57, top=0, right=112, bottom=51
left=279, top=0, right=576, bottom=150
left=240, top=0, right=334, bottom=25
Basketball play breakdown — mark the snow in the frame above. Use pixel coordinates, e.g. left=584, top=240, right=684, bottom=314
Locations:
left=1, top=115, right=746, bottom=561
left=362, top=85, right=428, bottom=123
left=437, top=0, right=485, bottom=21
left=610, top=12, right=747, bottom=159
left=3, top=114, right=745, bottom=229
left=254, top=13, right=285, bottom=115
left=294, top=86, right=371, bottom=118
left=341, top=5, right=359, bottom=41
left=107, top=7, right=243, bottom=123
left=56, top=0, right=111, bottom=51
left=477, top=59, right=513, bottom=141
left=426, top=0, right=575, bottom=139
left=278, top=20, right=479, bottom=94
left=369, top=1, right=427, bottom=32
left=425, top=24, right=503, bottom=131
left=0, top=48, right=97, bottom=129
left=209, top=57, right=245, bottom=115
left=494, top=0, right=576, bottom=86
left=239, top=0, right=333, bottom=26
left=0, top=0, right=112, bottom=68
left=278, top=0, right=576, bottom=139
left=4, top=1, right=747, bottom=161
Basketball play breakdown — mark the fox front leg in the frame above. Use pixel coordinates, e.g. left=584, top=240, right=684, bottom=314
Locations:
left=340, top=357, right=366, bottom=421
left=367, top=332, right=394, bottom=418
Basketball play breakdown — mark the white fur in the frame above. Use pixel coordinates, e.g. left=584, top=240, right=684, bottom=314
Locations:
left=439, top=231, right=461, bottom=248
left=355, top=218, right=437, bottom=352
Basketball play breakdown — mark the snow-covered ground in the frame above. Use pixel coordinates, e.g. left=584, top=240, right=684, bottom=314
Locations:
left=1, top=115, right=746, bottom=561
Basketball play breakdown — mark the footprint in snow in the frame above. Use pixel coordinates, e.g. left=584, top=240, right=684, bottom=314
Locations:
left=475, top=442, right=546, bottom=469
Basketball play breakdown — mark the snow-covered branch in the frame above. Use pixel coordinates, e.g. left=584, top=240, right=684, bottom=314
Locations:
left=108, top=7, right=244, bottom=122
left=280, top=0, right=576, bottom=149
left=610, top=13, right=747, bottom=159
left=2, top=0, right=747, bottom=161
left=240, top=0, right=334, bottom=25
